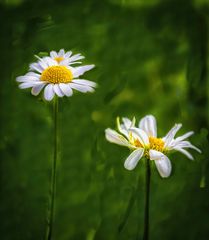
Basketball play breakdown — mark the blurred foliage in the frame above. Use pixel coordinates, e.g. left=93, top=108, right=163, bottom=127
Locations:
left=0, top=0, right=209, bottom=239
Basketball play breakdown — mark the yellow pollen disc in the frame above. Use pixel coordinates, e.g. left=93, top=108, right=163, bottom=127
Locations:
left=54, top=56, right=64, bottom=63
left=149, top=137, right=164, bottom=152
left=41, top=66, right=73, bottom=84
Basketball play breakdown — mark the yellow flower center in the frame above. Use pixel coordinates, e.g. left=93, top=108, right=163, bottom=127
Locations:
left=149, top=136, right=164, bottom=152
left=41, top=66, right=73, bottom=84
left=54, top=56, right=64, bottom=63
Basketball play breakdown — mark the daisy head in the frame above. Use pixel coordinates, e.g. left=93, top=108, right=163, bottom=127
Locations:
left=105, top=115, right=201, bottom=178
left=16, top=50, right=96, bottom=101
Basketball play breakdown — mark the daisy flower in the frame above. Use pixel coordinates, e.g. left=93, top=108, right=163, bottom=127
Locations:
left=16, top=51, right=96, bottom=101
left=105, top=115, right=201, bottom=178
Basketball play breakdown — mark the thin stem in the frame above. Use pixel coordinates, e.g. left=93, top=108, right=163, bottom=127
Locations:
left=143, top=158, right=151, bottom=240
left=46, top=97, right=59, bottom=240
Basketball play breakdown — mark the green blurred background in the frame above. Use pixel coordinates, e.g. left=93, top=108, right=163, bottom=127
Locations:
left=0, top=0, right=209, bottom=239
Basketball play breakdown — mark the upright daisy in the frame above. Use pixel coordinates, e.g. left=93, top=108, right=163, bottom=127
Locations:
left=16, top=50, right=96, bottom=101
left=105, top=115, right=201, bottom=178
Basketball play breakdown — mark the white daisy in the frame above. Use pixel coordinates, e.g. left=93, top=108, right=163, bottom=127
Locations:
left=16, top=53, right=96, bottom=101
left=105, top=115, right=201, bottom=178
left=49, top=49, right=85, bottom=66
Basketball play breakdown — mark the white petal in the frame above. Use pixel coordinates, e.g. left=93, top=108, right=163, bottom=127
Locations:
left=19, top=82, right=41, bottom=89
left=50, top=51, right=58, bottom=58
left=149, top=150, right=172, bottom=178
left=124, top=148, right=144, bottom=170
left=71, top=64, right=95, bottom=78
left=174, top=131, right=194, bottom=143
left=129, top=127, right=149, bottom=146
left=44, top=84, right=55, bottom=101
left=38, top=58, right=49, bottom=69
left=31, top=83, right=46, bottom=96
left=64, top=51, right=72, bottom=58
left=122, top=118, right=132, bottom=129
left=105, top=128, right=131, bottom=147
left=59, top=83, right=73, bottom=97
left=149, top=149, right=164, bottom=160
left=59, top=59, right=70, bottom=66
left=69, top=83, right=94, bottom=93
left=68, top=54, right=85, bottom=63
left=53, top=84, right=64, bottom=97
left=42, top=57, right=57, bottom=67
left=29, top=63, right=43, bottom=73
left=25, top=72, right=41, bottom=78
left=164, top=124, right=182, bottom=148
left=72, top=79, right=97, bottom=88
left=139, top=115, right=157, bottom=137
left=58, top=49, right=65, bottom=56
left=174, top=147, right=194, bottom=160
left=16, top=76, right=39, bottom=82
left=173, top=141, right=201, bottom=153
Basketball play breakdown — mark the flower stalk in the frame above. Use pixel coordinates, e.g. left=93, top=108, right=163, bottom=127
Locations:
left=46, top=97, right=59, bottom=240
left=143, top=157, right=151, bottom=240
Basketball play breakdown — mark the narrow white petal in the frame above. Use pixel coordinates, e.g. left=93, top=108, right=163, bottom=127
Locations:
left=68, top=54, right=85, bottom=63
left=68, top=61, right=82, bottom=65
left=53, top=84, right=64, bottom=97
left=174, top=147, right=194, bottom=160
left=38, top=58, right=49, bottom=69
left=43, top=57, right=57, bottom=67
left=59, top=83, right=73, bottom=97
left=149, top=150, right=172, bottom=178
left=72, top=79, right=97, bottom=88
left=50, top=51, right=58, bottom=58
left=139, top=115, right=157, bottom=137
left=59, top=59, right=70, bottom=66
left=31, top=83, right=46, bottom=96
left=19, top=82, right=41, bottom=89
left=122, top=118, right=132, bottom=129
left=164, top=124, right=182, bottom=148
left=124, top=148, right=144, bottom=170
left=64, top=51, right=72, bottom=58
left=16, top=75, right=39, bottom=82
left=174, top=131, right=194, bottom=142
left=58, top=49, right=65, bottom=56
left=71, top=64, right=95, bottom=78
left=174, top=141, right=201, bottom=153
left=69, top=83, right=94, bottom=93
left=105, top=128, right=131, bottom=147
left=44, top=84, right=55, bottom=101
left=149, top=149, right=164, bottom=160
left=25, top=72, right=41, bottom=78
left=29, top=63, right=43, bottom=73
left=129, top=127, right=149, bottom=146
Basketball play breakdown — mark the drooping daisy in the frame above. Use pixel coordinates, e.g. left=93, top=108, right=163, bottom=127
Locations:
left=105, top=115, right=201, bottom=178
left=49, top=49, right=85, bottom=66
left=16, top=52, right=96, bottom=101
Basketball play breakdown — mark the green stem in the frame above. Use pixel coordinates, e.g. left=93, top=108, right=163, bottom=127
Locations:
left=143, top=158, right=151, bottom=240
left=46, top=97, right=59, bottom=240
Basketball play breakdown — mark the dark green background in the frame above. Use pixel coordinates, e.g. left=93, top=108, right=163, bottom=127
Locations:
left=0, top=0, right=209, bottom=239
